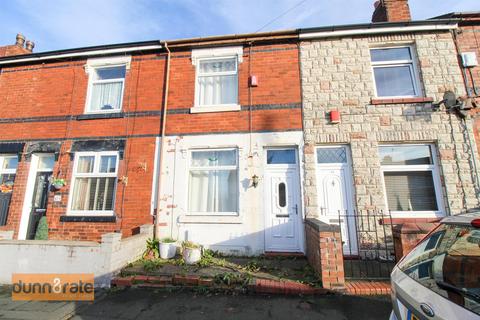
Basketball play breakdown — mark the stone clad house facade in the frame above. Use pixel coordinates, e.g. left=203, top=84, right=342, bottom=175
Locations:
left=300, top=19, right=480, bottom=261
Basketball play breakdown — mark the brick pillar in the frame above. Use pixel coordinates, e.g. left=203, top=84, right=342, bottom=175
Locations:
left=305, top=218, right=345, bottom=290
left=392, top=222, right=438, bottom=261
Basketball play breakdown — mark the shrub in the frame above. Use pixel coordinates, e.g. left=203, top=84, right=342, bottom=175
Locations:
left=34, top=216, right=48, bottom=240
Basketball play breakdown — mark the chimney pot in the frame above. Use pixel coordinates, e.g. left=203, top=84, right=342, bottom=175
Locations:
left=25, top=40, right=35, bottom=52
left=15, top=33, right=26, bottom=47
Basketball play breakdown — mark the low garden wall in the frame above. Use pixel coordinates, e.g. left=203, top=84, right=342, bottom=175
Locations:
left=392, top=222, right=438, bottom=261
left=305, top=218, right=345, bottom=290
left=0, top=224, right=153, bottom=287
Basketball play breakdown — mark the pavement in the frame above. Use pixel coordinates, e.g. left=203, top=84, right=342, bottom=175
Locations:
left=0, top=286, right=392, bottom=320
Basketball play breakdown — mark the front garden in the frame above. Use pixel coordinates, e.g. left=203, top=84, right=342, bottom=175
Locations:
left=118, top=238, right=322, bottom=292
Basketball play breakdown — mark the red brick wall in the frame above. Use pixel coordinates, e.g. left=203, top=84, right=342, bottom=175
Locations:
left=305, top=219, right=345, bottom=290
left=372, top=0, right=411, bottom=23
left=455, top=18, right=480, bottom=154
left=0, top=40, right=301, bottom=241
left=0, top=44, right=30, bottom=57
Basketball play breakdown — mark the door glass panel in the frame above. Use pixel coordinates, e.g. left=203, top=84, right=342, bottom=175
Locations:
left=267, top=149, right=296, bottom=164
left=317, top=147, right=347, bottom=164
left=278, top=182, right=286, bottom=207
left=37, top=155, right=55, bottom=171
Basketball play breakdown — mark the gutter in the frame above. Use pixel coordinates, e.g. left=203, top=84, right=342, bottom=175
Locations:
left=0, top=44, right=162, bottom=66
left=300, top=23, right=458, bottom=39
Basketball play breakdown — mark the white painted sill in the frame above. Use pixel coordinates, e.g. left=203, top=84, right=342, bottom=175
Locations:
left=178, top=215, right=242, bottom=224
left=190, top=104, right=241, bottom=114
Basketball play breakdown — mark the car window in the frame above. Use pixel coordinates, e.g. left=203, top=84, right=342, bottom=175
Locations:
left=397, top=223, right=480, bottom=316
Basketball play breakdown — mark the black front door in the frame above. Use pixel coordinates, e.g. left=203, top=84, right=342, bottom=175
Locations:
left=26, top=172, right=51, bottom=240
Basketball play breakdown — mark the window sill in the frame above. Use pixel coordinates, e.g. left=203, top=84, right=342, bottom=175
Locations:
left=190, top=105, right=241, bottom=114
left=370, top=97, right=434, bottom=105
left=60, top=215, right=116, bottom=223
left=178, top=215, right=242, bottom=224
left=77, top=112, right=124, bottom=120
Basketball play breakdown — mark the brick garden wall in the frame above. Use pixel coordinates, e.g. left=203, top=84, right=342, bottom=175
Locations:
left=305, top=218, right=345, bottom=290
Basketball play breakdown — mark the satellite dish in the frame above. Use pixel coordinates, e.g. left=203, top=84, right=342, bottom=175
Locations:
left=443, top=91, right=457, bottom=108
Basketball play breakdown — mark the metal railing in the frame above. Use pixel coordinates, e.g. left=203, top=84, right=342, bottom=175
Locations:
left=337, top=210, right=396, bottom=280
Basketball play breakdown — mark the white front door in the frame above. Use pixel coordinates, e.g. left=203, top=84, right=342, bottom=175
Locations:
left=316, top=146, right=358, bottom=255
left=264, top=148, right=302, bottom=252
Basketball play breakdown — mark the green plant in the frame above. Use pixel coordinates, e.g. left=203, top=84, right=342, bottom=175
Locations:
left=34, top=216, right=48, bottom=240
left=214, top=272, right=252, bottom=287
left=141, top=258, right=164, bottom=272
left=143, top=238, right=159, bottom=259
left=50, top=177, right=66, bottom=188
left=182, top=240, right=200, bottom=249
left=160, top=237, right=176, bottom=243
left=244, top=260, right=261, bottom=273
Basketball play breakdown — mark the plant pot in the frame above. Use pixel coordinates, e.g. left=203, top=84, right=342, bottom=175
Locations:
left=183, top=247, right=201, bottom=264
left=51, top=183, right=63, bottom=190
left=159, top=242, right=176, bottom=259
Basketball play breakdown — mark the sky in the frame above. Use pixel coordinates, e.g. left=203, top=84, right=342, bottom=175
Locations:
left=0, top=0, right=478, bottom=53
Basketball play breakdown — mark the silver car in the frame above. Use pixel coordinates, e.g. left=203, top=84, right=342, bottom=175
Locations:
left=390, top=212, right=480, bottom=320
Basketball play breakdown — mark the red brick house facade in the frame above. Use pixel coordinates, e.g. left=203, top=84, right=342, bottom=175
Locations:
left=0, top=32, right=303, bottom=249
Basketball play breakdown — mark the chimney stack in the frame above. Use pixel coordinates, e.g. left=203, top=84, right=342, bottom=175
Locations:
left=0, top=33, right=33, bottom=57
left=372, top=0, right=411, bottom=23
left=15, top=33, right=26, bottom=47
left=25, top=40, right=35, bottom=52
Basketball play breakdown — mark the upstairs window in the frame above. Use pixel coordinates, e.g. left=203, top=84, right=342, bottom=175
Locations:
left=370, top=46, right=421, bottom=98
left=191, top=47, right=243, bottom=113
left=69, top=152, right=118, bottom=215
left=197, top=57, right=238, bottom=106
left=85, top=56, right=131, bottom=114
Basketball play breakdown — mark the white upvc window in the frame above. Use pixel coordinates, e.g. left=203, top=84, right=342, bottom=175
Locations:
left=370, top=46, right=422, bottom=98
left=68, top=151, right=118, bottom=215
left=379, top=144, right=444, bottom=217
left=188, top=148, right=238, bottom=215
left=84, top=56, right=131, bottom=114
left=0, top=155, right=18, bottom=191
left=191, top=47, right=243, bottom=113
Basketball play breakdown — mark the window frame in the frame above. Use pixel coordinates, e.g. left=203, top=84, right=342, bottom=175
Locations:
left=84, top=64, right=127, bottom=114
left=370, top=45, right=422, bottom=99
left=193, top=56, right=240, bottom=111
left=190, top=46, right=243, bottom=113
left=379, top=143, right=444, bottom=217
left=187, top=148, right=239, bottom=216
left=0, top=154, right=18, bottom=176
left=67, top=151, right=119, bottom=216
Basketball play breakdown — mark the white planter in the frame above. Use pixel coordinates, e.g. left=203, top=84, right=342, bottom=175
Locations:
left=183, top=247, right=201, bottom=264
left=159, top=242, right=176, bottom=259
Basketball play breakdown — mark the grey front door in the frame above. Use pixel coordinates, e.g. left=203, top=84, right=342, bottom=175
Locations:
left=26, top=172, right=51, bottom=240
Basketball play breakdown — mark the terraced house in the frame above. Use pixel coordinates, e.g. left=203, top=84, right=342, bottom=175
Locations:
left=0, top=30, right=304, bottom=256
left=0, top=0, right=479, bottom=290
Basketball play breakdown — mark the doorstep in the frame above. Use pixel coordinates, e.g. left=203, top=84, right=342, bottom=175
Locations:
left=345, top=280, right=391, bottom=295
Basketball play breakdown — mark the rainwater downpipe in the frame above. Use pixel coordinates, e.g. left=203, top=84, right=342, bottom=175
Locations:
left=155, top=42, right=171, bottom=239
